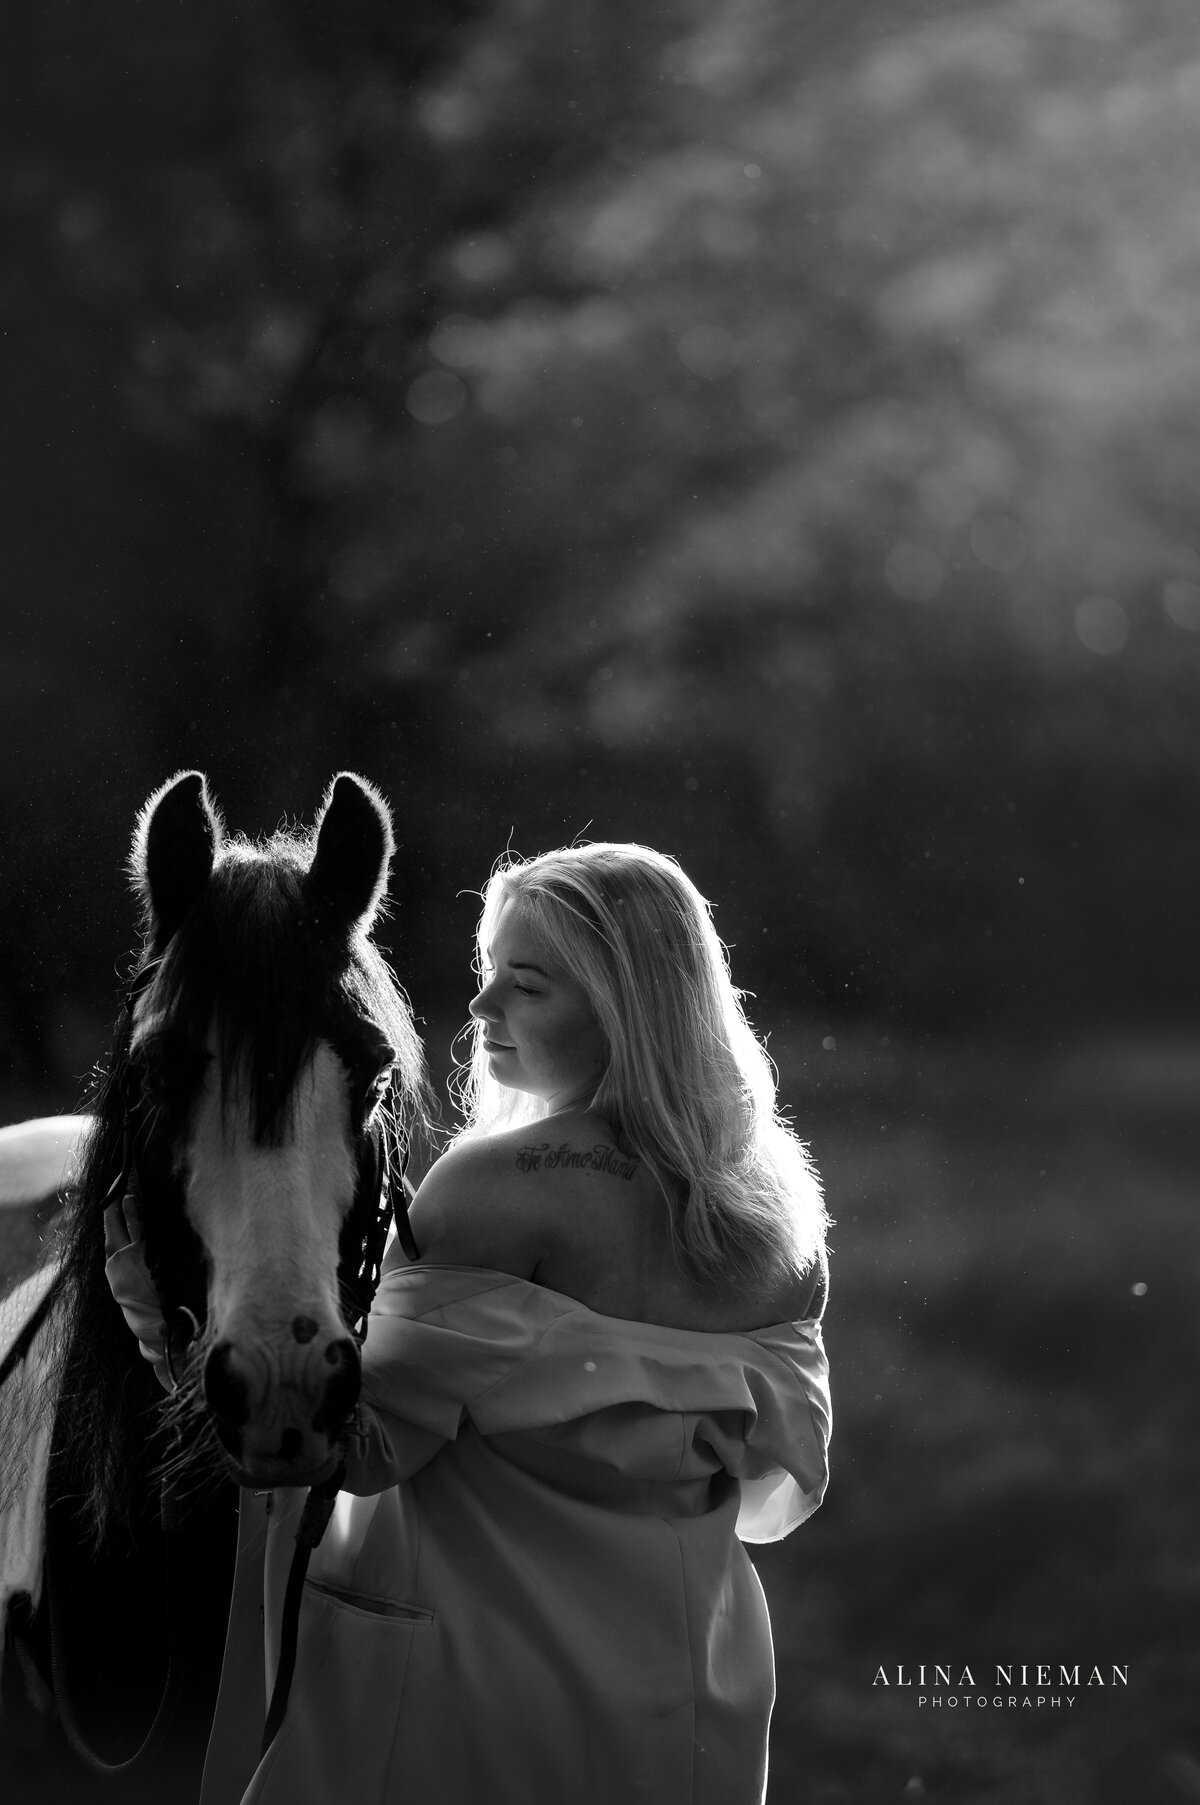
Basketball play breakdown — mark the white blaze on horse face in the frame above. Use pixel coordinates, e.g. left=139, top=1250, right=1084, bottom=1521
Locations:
left=186, top=1040, right=355, bottom=1384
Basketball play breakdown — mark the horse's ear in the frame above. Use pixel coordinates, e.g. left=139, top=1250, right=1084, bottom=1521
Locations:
left=307, top=773, right=394, bottom=934
left=131, top=772, right=223, bottom=947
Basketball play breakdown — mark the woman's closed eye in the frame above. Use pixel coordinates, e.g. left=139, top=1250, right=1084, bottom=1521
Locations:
left=485, top=963, right=541, bottom=996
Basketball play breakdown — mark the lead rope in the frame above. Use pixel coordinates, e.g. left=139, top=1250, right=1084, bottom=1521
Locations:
left=259, top=1095, right=416, bottom=1759
left=259, top=1463, right=345, bottom=1756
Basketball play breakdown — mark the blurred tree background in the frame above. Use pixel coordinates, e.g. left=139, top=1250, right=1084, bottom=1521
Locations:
left=4, top=0, right=1200, bottom=1083
left=3, top=0, right=1199, bottom=1800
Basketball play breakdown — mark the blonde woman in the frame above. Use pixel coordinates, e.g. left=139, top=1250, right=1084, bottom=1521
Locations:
left=192, top=846, right=831, bottom=1804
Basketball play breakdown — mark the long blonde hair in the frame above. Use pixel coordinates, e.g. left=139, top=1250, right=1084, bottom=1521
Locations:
left=454, top=843, right=827, bottom=1291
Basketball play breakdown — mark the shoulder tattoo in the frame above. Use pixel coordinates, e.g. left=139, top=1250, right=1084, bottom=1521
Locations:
left=514, top=1141, right=638, bottom=1181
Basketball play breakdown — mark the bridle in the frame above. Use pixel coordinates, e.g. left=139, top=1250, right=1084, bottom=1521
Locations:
left=52, top=967, right=420, bottom=1774
left=108, top=962, right=419, bottom=1360
left=260, top=1073, right=418, bottom=1757
left=338, top=1076, right=419, bottom=1338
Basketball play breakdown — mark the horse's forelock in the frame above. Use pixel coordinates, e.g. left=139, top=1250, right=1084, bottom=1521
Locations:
left=138, top=838, right=424, bottom=1146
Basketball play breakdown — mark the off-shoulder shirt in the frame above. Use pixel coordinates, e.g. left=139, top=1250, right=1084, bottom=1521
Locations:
left=203, top=1264, right=831, bottom=1805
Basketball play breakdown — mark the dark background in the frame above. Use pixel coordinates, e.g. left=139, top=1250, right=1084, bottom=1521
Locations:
left=2, top=1, right=1198, bottom=1799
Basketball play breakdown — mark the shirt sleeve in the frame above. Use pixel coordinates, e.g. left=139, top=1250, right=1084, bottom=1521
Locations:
left=341, top=1268, right=832, bottom=1533
left=341, top=1267, right=545, bottom=1494
left=103, top=1200, right=172, bottom=1390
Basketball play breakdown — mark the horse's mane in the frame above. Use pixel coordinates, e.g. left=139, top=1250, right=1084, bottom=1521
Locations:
left=46, top=828, right=428, bottom=1546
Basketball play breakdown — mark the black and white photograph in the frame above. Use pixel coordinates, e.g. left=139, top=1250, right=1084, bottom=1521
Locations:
left=1, top=2, right=1197, bottom=1801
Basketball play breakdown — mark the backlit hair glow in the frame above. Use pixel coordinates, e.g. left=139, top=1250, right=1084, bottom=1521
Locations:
left=454, top=843, right=827, bottom=1290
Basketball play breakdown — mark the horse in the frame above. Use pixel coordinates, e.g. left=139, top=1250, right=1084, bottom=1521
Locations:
left=0, top=770, right=427, bottom=1802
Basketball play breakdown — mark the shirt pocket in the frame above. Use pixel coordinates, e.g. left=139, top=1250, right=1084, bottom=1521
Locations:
left=303, top=1577, right=435, bottom=1626
left=243, top=1582, right=432, bottom=1805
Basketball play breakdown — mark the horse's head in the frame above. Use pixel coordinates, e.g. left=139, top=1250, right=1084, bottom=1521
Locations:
left=121, top=770, right=423, bottom=1489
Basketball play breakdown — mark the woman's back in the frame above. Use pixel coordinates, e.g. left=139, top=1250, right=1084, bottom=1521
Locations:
left=406, top=1108, right=824, bottom=1334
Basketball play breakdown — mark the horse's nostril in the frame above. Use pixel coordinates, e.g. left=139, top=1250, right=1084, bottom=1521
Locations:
left=312, top=1337, right=361, bottom=1434
left=203, top=1342, right=251, bottom=1428
left=292, top=1315, right=319, bottom=1344
left=322, top=1336, right=359, bottom=1375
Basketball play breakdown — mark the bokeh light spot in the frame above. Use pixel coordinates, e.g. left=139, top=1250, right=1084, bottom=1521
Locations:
left=1131, top=1282, right=1148, bottom=1297
left=406, top=370, right=467, bottom=426
left=418, top=89, right=479, bottom=143
left=677, top=324, right=737, bottom=379
left=1074, top=594, right=1129, bottom=656
left=885, top=541, right=945, bottom=601
left=969, top=511, right=1026, bottom=572
left=448, top=234, right=514, bottom=285
left=1162, top=578, right=1200, bottom=631
left=429, top=314, right=492, bottom=370
left=58, top=197, right=105, bottom=243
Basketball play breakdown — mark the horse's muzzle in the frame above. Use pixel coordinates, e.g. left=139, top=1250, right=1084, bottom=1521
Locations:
left=203, top=1331, right=361, bottom=1485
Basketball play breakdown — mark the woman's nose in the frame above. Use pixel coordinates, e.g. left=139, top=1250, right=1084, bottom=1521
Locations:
left=470, top=982, right=499, bottom=1022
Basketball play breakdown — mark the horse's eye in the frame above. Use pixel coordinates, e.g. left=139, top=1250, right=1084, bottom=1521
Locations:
left=130, top=1036, right=166, bottom=1091
left=133, top=1031, right=209, bottom=1099
left=352, top=1062, right=393, bottom=1119
left=333, top=1026, right=395, bottom=1119
left=367, top=1066, right=393, bottom=1104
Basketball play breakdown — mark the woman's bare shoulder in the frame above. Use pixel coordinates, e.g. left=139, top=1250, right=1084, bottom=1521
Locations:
left=399, top=1118, right=829, bottom=1334
left=402, top=1114, right=632, bottom=1276
left=418, top=1114, right=626, bottom=1186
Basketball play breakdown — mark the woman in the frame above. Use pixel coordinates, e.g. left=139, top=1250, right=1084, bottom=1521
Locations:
left=158, top=844, right=831, bottom=1804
